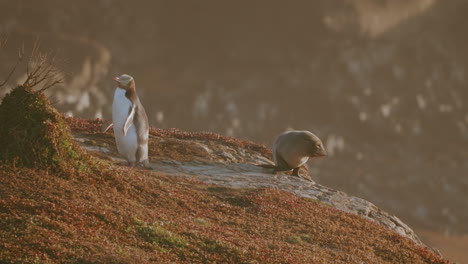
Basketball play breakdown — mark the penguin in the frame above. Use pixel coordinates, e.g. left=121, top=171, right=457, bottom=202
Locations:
left=112, top=74, right=149, bottom=167
left=270, top=130, right=327, bottom=176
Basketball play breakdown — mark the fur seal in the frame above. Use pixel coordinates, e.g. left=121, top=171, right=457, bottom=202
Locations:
left=112, top=74, right=149, bottom=167
left=271, top=130, right=327, bottom=176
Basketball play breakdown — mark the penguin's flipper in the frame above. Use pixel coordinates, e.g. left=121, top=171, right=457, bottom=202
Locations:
left=123, top=105, right=136, bottom=136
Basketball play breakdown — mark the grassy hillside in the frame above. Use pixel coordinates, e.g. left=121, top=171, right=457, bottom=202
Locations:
left=0, top=86, right=450, bottom=263
left=0, top=164, right=449, bottom=264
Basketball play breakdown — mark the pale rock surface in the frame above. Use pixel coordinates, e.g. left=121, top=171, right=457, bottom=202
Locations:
left=74, top=132, right=425, bottom=248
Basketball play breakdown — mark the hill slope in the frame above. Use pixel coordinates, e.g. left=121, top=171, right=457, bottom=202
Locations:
left=0, top=87, right=449, bottom=263
left=0, top=163, right=448, bottom=264
left=0, top=131, right=450, bottom=263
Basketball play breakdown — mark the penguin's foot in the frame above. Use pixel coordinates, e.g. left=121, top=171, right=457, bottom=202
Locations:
left=127, top=161, right=136, bottom=168
left=141, top=159, right=151, bottom=169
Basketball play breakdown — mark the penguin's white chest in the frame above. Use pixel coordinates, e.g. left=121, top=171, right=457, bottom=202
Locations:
left=112, top=88, right=138, bottom=162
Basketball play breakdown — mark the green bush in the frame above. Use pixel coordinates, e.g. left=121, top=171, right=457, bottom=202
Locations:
left=0, top=85, right=95, bottom=174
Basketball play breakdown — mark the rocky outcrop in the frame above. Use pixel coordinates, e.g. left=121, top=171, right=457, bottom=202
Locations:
left=72, top=122, right=426, bottom=249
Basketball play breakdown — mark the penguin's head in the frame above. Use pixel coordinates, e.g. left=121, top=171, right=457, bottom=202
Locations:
left=114, top=74, right=135, bottom=90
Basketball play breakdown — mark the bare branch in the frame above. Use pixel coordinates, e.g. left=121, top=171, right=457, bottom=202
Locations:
left=0, top=38, right=7, bottom=49
left=0, top=60, right=20, bottom=87
left=1, top=40, right=63, bottom=90
left=22, top=41, right=64, bottom=90
left=0, top=37, right=18, bottom=88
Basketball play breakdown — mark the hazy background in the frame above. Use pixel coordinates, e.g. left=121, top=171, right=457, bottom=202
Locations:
left=1, top=0, right=467, bottom=260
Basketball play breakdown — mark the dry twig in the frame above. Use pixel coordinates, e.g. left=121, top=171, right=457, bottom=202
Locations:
left=23, top=41, right=64, bottom=91
left=0, top=39, right=23, bottom=88
left=0, top=40, right=64, bottom=90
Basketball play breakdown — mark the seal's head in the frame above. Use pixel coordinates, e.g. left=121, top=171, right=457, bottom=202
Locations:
left=300, top=131, right=327, bottom=157
left=114, top=74, right=135, bottom=90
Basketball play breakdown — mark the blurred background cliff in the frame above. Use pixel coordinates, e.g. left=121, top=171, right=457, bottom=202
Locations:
left=1, top=0, right=467, bottom=261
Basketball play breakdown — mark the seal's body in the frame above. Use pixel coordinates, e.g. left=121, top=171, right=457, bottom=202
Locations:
left=112, top=74, right=149, bottom=167
left=273, top=130, right=327, bottom=176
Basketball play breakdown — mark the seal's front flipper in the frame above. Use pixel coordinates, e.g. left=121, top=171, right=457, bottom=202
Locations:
left=292, top=167, right=300, bottom=176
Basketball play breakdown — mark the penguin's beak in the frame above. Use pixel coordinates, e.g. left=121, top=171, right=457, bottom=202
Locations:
left=114, top=77, right=120, bottom=82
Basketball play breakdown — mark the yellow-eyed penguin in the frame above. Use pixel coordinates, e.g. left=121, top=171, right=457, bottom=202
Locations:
left=112, top=74, right=149, bottom=167
left=272, top=130, right=327, bottom=176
